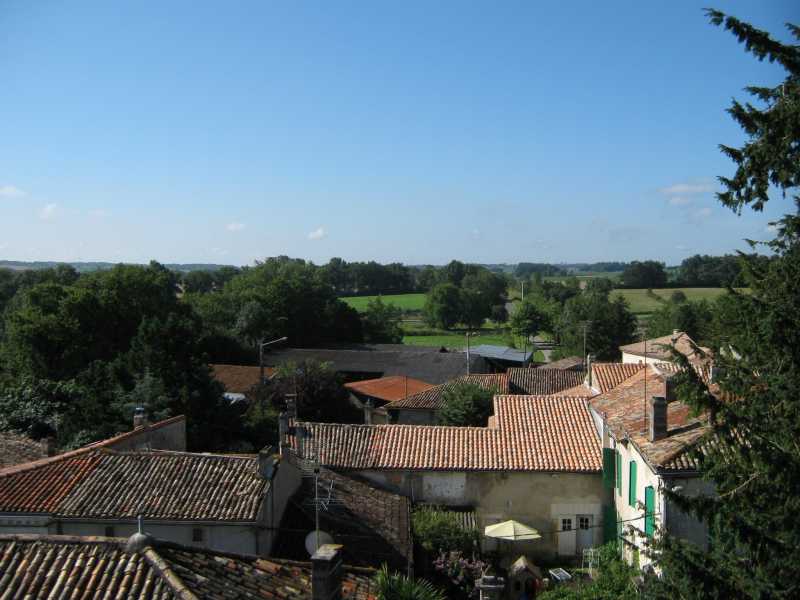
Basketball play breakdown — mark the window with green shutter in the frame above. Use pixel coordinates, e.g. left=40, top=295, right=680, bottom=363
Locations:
left=644, top=486, right=655, bottom=537
left=603, top=505, right=617, bottom=543
left=602, top=448, right=615, bottom=489
left=628, top=460, right=637, bottom=507
left=616, top=450, right=622, bottom=495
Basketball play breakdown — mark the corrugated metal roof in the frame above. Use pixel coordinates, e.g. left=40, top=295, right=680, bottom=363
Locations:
left=467, top=345, right=532, bottom=362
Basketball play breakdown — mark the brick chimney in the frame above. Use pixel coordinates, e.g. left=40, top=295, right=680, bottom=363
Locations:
left=648, top=396, right=668, bottom=442
left=133, top=406, right=148, bottom=429
left=311, top=544, right=343, bottom=600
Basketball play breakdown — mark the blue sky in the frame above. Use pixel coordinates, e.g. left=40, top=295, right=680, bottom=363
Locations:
left=1, top=1, right=797, bottom=267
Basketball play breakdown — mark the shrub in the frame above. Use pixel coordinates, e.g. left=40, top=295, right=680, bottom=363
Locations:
left=412, top=507, right=479, bottom=555
left=373, top=565, right=446, bottom=600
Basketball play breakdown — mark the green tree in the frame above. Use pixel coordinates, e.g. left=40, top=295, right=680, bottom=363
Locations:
left=510, top=299, right=549, bottom=341
left=411, top=507, right=479, bottom=555
left=362, top=296, right=404, bottom=343
left=423, top=283, right=462, bottom=330
left=269, top=360, right=360, bottom=423
left=438, top=382, right=495, bottom=427
left=553, top=291, right=637, bottom=361
left=646, top=299, right=714, bottom=344
left=538, top=543, right=637, bottom=600
left=648, top=11, right=800, bottom=599
left=620, top=260, right=667, bottom=288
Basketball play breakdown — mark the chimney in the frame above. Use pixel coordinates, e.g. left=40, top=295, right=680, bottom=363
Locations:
left=258, top=446, right=277, bottom=480
left=133, top=406, right=148, bottom=429
left=648, top=396, right=668, bottom=442
left=40, top=436, right=56, bottom=457
left=311, top=544, right=343, bottom=600
left=363, top=399, right=374, bottom=425
left=671, top=329, right=680, bottom=343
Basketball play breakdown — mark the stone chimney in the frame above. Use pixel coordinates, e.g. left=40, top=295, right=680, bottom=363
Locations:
left=258, top=446, right=277, bottom=480
left=648, top=396, right=668, bottom=442
left=311, top=544, right=343, bottom=600
left=133, top=406, right=148, bottom=429
left=40, top=436, right=56, bottom=457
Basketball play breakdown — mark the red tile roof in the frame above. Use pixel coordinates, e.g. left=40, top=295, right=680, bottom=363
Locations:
left=589, top=365, right=710, bottom=472
left=292, top=395, right=601, bottom=473
left=507, top=368, right=586, bottom=395
left=591, top=363, right=644, bottom=392
left=345, top=376, right=435, bottom=403
left=0, top=448, right=269, bottom=521
left=210, top=364, right=272, bottom=394
left=384, top=374, right=509, bottom=410
left=0, top=534, right=377, bottom=600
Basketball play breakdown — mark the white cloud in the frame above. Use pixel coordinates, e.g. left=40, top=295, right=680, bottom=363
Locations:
left=39, top=203, right=58, bottom=220
left=660, top=182, right=714, bottom=196
left=88, top=209, right=110, bottom=218
left=693, top=207, right=712, bottom=219
left=226, top=222, right=245, bottom=232
left=308, top=227, right=326, bottom=240
left=0, top=185, right=25, bottom=199
left=668, top=196, right=692, bottom=206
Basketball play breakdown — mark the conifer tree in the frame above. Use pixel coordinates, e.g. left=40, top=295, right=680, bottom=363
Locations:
left=649, top=10, right=800, bottom=599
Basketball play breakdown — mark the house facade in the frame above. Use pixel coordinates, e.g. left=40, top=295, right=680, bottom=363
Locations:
left=589, top=364, right=713, bottom=568
left=287, top=394, right=606, bottom=559
left=0, top=416, right=299, bottom=557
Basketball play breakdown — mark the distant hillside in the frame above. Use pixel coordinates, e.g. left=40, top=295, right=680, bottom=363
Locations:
left=0, top=260, right=237, bottom=273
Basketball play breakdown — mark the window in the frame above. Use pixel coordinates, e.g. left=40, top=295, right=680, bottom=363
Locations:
left=192, top=528, right=204, bottom=542
left=104, top=526, right=115, bottom=537
left=602, top=448, right=615, bottom=490
left=628, top=460, right=638, bottom=507
left=644, top=486, right=655, bottom=537
left=579, top=516, right=590, bottom=530
left=561, top=518, right=572, bottom=532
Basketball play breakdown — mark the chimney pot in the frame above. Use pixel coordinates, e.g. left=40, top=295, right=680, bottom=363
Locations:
left=311, top=544, right=343, bottom=600
left=648, top=396, right=668, bottom=442
left=133, top=406, right=148, bottom=429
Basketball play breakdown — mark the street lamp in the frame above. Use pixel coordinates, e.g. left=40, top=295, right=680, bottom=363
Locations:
left=259, top=336, right=288, bottom=383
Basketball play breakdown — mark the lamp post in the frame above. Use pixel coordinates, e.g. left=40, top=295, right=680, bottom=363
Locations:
left=259, top=336, right=288, bottom=383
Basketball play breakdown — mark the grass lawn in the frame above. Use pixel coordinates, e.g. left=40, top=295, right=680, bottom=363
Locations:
left=611, top=287, right=734, bottom=315
left=341, top=293, right=426, bottom=313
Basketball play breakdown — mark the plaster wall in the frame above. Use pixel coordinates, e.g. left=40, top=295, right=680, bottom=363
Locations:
left=357, top=469, right=603, bottom=559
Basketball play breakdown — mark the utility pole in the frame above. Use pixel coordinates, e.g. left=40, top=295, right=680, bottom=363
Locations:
left=521, top=281, right=525, bottom=302
left=466, top=331, right=478, bottom=375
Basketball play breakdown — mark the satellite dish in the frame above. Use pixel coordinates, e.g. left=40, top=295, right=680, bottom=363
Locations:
left=305, top=530, right=334, bottom=556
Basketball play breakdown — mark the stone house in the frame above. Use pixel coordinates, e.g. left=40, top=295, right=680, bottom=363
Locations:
left=619, top=330, right=712, bottom=366
left=287, top=394, right=605, bottom=559
left=588, top=362, right=714, bottom=569
left=0, top=415, right=299, bottom=557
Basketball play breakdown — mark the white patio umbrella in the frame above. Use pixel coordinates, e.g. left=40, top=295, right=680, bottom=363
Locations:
left=484, top=520, right=542, bottom=541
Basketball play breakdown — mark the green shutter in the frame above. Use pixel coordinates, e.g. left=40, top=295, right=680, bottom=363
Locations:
left=645, top=486, right=655, bottom=537
left=616, top=450, right=622, bottom=495
left=602, top=448, right=615, bottom=489
left=628, top=461, right=637, bottom=507
left=603, top=505, right=617, bottom=543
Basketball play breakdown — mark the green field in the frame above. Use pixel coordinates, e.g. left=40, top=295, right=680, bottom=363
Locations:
left=341, top=293, right=426, bottom=313
left=611, top=288, right=734, bottom=315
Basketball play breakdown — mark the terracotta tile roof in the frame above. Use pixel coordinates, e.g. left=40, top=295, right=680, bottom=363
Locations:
left=619, top=331, right=712, bottom=362
left=589, top=365, right=710, bottom=473
left=291, top=395, right=601, bottom=473
left=210, top=363, right=272, bottom=394
left=345, top=376, right=435, bottom=404
left=384, top=374, right=509, bottom=411
left=507, top=368, right=586, bottom=395
left=275, top=458, right=412, bottom=570
left=543, top=356, right=585, bottom=371
left=0, top=431, right=46, bottom=469
left=0, top=534, right=377, bottom=599
left=591, top=363, right=644, bottom=393
left=0, top=449, right=269, bottom=521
